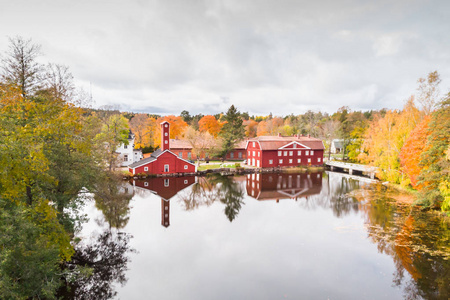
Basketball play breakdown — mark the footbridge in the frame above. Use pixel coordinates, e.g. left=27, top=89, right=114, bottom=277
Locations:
left=325, top=161, right=378, bottom=180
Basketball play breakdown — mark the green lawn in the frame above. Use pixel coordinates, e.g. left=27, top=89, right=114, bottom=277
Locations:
left=197, top=163, right=240, bottom=171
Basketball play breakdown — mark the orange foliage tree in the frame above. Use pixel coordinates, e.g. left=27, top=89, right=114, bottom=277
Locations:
left=153, top=115, right=188, bottom=148
left=198, top=115, right=223, bottom=137
left=244, top=119, right=258, bottom=137
left=129, top=114, right=156, bottom=149
left=399, top=116, right=431, bottom=188
left=256, top=120, right=269, bottom=136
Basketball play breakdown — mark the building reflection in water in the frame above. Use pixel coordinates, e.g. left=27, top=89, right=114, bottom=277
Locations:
left=132, top=176, right=196, bottom=227
left=246, top=172, right=322, bottom=201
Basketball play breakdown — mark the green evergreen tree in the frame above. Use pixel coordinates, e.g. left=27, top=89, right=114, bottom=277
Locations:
left=219, top=105, right=245, bottom=159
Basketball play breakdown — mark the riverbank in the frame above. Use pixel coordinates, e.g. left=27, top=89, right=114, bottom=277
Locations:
left=122, top=164, right=325, bottom=179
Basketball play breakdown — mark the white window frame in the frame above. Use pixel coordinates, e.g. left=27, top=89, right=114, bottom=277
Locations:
left=311, top=150, right=314, bottom=155
left=297, top=158, right=301, bottom=163
left=279, top=159, right=283, bottom=164
left=269, top=159, right=273, bottom=164
left=284, top=151, right=287, bottom=156
left=164, top=164, right=169, bottom=172
left=184, top=165, right=188, bottom=170
left=318, top=158, right=321, bottom=163
left=289, top=151, right=293, bottom=156
left=278, top=151, right=282, bottom=156
left=289, top=159, right=293, bottom=163
left=144, top=166, right=148, bottom=171
left=306, top=150, right=309, bottom=156
left=308, top=158, right=311, bottom=163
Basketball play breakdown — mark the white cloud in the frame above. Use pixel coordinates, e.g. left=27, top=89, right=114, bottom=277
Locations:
left=1, top=0, right=449, bottom=115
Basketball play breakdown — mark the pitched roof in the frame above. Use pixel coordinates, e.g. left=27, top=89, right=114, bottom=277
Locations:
left=128, top=155, right=157, bottom=168
left=169, top=139, right=248, bottom=150
left=128, top=148, right=195, bottom=169
left=248, top=135, right=324, bottom=150
left=169, top=139, right=192, bottom=149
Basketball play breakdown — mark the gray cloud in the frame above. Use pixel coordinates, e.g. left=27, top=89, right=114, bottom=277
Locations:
left=1, top=0, right=449, bottom=115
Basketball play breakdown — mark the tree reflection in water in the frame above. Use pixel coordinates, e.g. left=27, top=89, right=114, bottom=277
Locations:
left=354, top=185, right=450, bottom=299
left=93, top=173, right=134, bottom=229
left=178, top=174, right=244, bottom=222
left=58, top=230, right=134, bottom=299
left=58, top=173, right=135, bottom=299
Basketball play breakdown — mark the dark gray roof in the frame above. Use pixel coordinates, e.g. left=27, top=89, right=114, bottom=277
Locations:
left=151, top=149, right=162, bottom=157
left=128, top=155, right=156, bottom=168
left=128, top=148, right=163, bottom=169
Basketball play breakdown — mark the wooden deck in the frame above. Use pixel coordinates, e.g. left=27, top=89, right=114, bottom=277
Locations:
left=325, top=161, right=378, bottom=179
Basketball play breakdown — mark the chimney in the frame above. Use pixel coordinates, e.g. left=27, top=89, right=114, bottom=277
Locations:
left=161, top=121, right=170, bottom=151
left=308, top=134, right=311, bottom=138
left=278, top=133, right=282, bottom=137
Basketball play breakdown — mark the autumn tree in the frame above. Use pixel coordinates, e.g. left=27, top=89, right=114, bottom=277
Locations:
left=417, top=94, right=450, bottom=210
left=184, top=126, right=219, bottom=162
left=96, top=114, right=130, bottom=171
left=129, top=113, right=154, bottom=149
left=256, top=120, right=270, bottom=136
left=244, top=119, right=258, bottom=137
left=399, top=115, right=431, bottom=188
left=153, top=115, right=188, bottom=148
left=359, top=99, right=420, bottom=184
left=198, top=115, right=223, bottom=137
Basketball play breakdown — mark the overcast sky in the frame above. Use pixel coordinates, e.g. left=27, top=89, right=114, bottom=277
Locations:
left=1, top=0, right=449, bottom=116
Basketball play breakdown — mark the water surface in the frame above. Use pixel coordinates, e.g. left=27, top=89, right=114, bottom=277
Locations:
left=76, top=172, right=449, bottom=299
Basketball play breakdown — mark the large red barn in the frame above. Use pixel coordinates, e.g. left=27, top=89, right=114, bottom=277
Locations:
left=246, top=134, right=324, bottom=168
left=128, top=121, right=196, bottom=175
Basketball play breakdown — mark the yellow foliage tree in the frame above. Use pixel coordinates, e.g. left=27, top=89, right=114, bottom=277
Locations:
left=359, top=98, right=420, bottom=184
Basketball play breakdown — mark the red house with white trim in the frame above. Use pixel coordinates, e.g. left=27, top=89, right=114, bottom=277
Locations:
left=128, top=121, right=196, bottom=175
left=246, top=134, right=324, bottom=168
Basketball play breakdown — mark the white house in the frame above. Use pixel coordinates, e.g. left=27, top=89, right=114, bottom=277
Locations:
left=330, top=139, right=344, bottom=154
left=116, top=130, right=143, bottom=167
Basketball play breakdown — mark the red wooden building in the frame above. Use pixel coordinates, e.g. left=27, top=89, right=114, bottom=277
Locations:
left=169, top=139, right=247, bottom=161
left=246, top=172, right=322, bottom=201
left=246, top=134, right=324, bottom=168
left=128, top=121, right=196, bottom=175
left=133, top=176, right=196, bottom=227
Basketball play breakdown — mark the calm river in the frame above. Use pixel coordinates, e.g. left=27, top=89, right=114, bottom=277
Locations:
left=69, top=171, right=450, bottom=299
